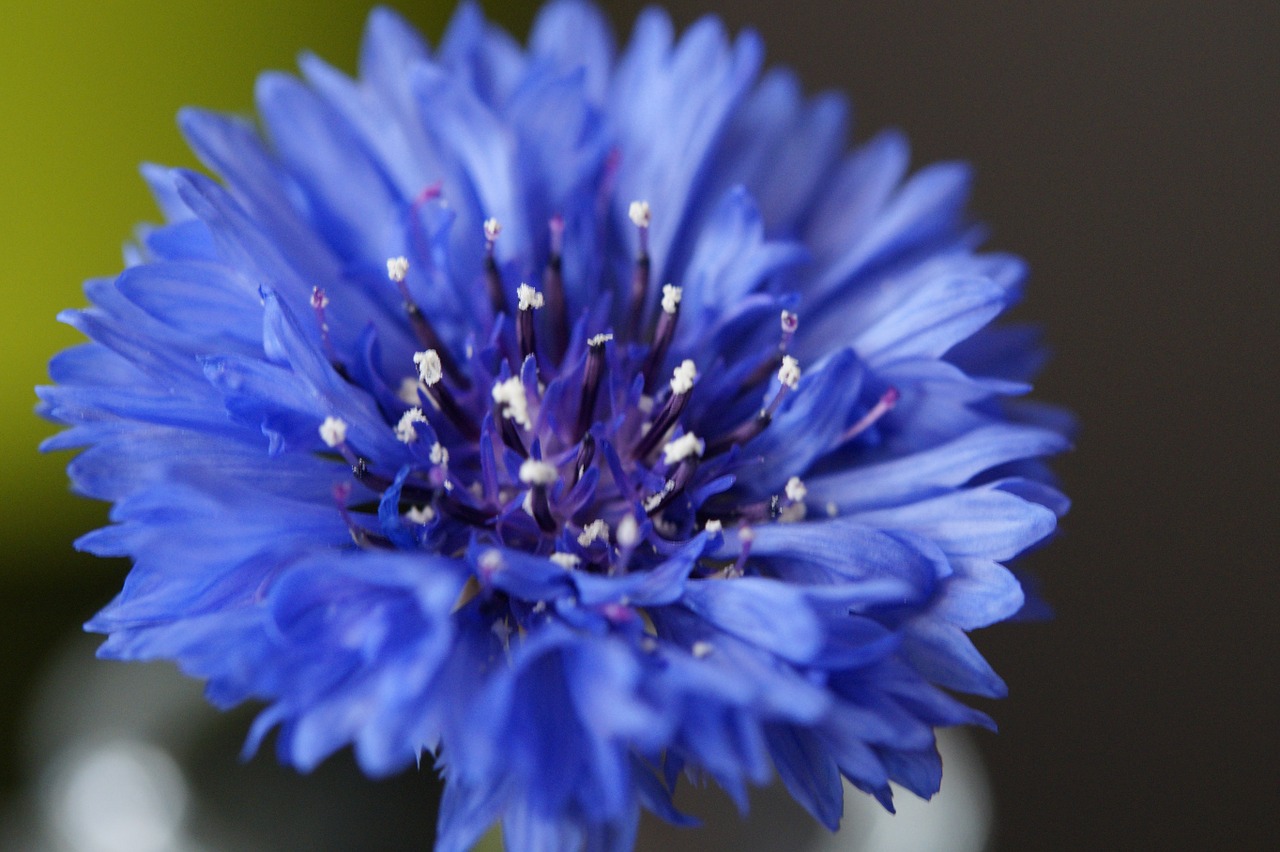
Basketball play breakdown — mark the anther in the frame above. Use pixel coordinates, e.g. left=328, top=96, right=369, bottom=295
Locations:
left=662, top=432, right=705, bottom=466
left=542, top=216, right=569, bottom=361
left=492, top=376, right=531, bottom=455
left=575, top=336, right=610, bottom=441
left=644, top=456, right=698, bottom=516
left=838, top=386, right=900, bottom=445
left=627, top=200, right=651, bottom=340
left=631, top=360, right=697, bottom=461
left=519, top=459, right=558, bottom=533
left=319, top=415, right=347, bottom=448
left=577, top=519, right=609, bottom=547
left=515, top=283, right=543, bottom=363
left=642, top=284, right=682, bottom=392
left=395, top=408, right=428, bottom=443
left=483, top=217, right=508, bottom=316
left=780, top=476, right=807, bottom=522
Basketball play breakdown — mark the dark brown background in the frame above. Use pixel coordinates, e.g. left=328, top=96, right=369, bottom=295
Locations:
left=4, top=2, right=1275, bottom=849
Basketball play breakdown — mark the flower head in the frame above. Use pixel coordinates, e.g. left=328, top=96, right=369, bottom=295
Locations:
left=39, top=2, right=1070, bottom=848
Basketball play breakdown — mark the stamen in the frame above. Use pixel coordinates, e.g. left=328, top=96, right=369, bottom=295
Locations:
left=784, top=476, right=807, bottom=503
left=706, top=358, right=801, bottom=456
left=405, top=505, right=435, bottom=525
left=644, top=457, right=698, bottom=516
left=780, top=476, right=807, bottom=522
left=542, top=216, right=569, bottom=361
left=838, top=387, right=900, bottom=445
left=642, top=284, right=682, bottom=392
left=483, top=217, right=507, bottom=316
left=319, top=415, right=348, bottom=449
left=616, top=513, right=640, bottom=550
left=415, top=349, right=479, bottom=440
left=662, top=432, right=705, bottom=466
left=631, top=360, right=697, bottom=461
left=515, top=283, right=543, bottom=363
left=395, top=408, right=428, bottom=443
left=549, top=552, right=581, bottom=570
left=492, top=377, right=532, bottom=430
left=519, top=459, right=558, bottom=532
left=575, top=336, right=610, bottom=440
left=493, top=376, right=531, bottom=455
left=430, top=442, right=449, bottom=469
left=577, top=519, right=609, bottom=547
left=627, top=200, right=651, bottom=340
left=415, top=350, right=443, bottom=386
left=387, top=257, right=463, bottom=384
left=691, top=641, right=713, bottom=659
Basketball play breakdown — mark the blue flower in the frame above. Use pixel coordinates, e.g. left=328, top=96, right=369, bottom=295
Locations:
left=40, top=2, right=1071, bottom=848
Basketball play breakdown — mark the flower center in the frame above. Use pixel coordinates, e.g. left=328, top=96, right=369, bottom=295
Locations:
left=315, top=202, right=895, bottom=584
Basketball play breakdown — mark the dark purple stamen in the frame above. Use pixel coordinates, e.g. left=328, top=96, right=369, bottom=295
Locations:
left=631, top=388, right=691, bottom=462
left=576, top=337, right=609, bottom=441
left=530, top=484, right=556, bottom=533
left=641, top=293, right=681, bottom=393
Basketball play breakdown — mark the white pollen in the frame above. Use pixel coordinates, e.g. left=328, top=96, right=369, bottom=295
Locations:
left=532, top=600, right=547, bottom=613
left=386, top=256, right=410, bottom=283
left=691, top=641, right=713, bottom=659
left=491, top=377, right=532, bottom=429
left=628, top=200, right=651, bottom=229
left=319, top=416, right=348, bottom=448
left=739, top=526, right=756, bottom=543
left=785, top=476, right=808, bottom=503
left=661, top=283, right=683, bottom=314
left=704, top=519, right=723, bottom=534
left=518, top=458, right=558, bottom=486
left=616, top=514, right=640, bottom=548
left=312, top=290, right=329, bottom=309
left=414, top=350, right=443, bottom=386
left=430, top=442, right=449, bottom=467
left=479, top=549, right=504, bottom=573
left=516, top=283, right=544, bottom=311
left=588, top=333, right=614, bottom=347
left=405, top=505, right=435, bottom=525
left=778, top=355, right=802, bottom=389
left=780, top=310, right=799, bottom=332
left=826, top=501, right=839, bottom=518
left=549, top=552, right=581, bottom=570
left=398, top=377, right=421, bottom=405
left=395, top=408, right=428, bottom=443
left=578, top=519, right=609, bottom=547
left=663, top=432, right=705, bottom=465
left=643, top=492, right=664, bottom=512
left=483, top=217, right=502, bottom=242
left=670, top=359, right=698, bottom=395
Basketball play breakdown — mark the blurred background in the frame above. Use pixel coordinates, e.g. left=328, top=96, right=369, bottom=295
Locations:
left=1, top=0, right=1275, bottom=849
